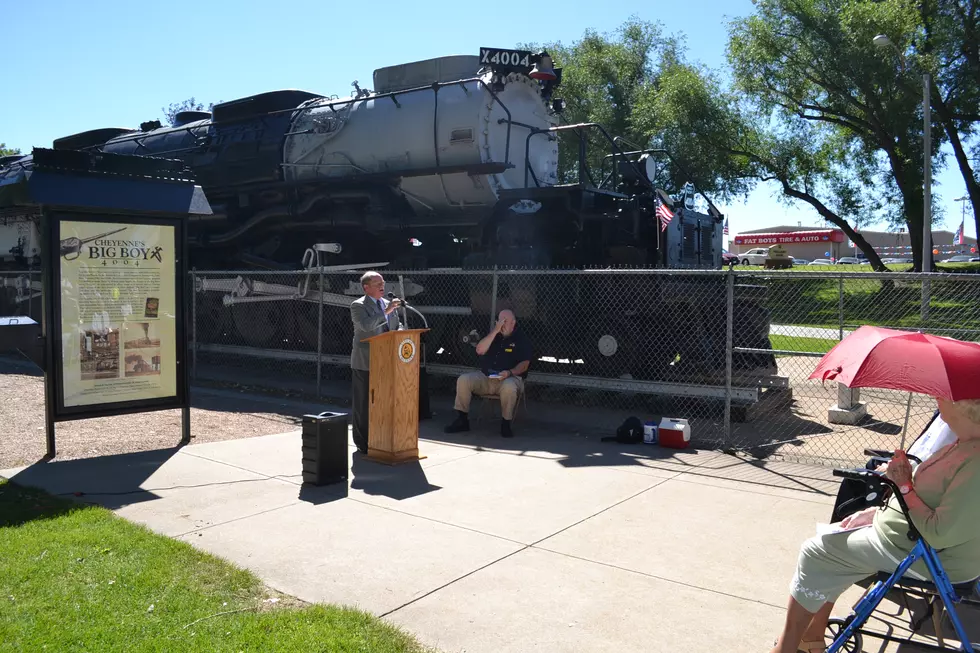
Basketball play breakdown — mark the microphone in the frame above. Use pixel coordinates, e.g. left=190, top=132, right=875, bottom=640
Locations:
left=388, top=291, right=408, bottom=306
left=387, top=292, right=406, bottom=329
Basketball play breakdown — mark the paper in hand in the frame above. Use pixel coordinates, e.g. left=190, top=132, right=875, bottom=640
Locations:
left=815, top=522, right=870, bottom=536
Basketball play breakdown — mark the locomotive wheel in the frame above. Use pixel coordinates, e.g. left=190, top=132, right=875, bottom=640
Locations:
left=296, top=301, right=351, bottom=354
left=455, top=320, right=483, bottom=368
left=230, top=301, right=294, bottom=349
left=193, top=293, right=231, bottom=344
left=0, top=286, right=17, bottom=319
left=589, top=329, right=638, bottom=379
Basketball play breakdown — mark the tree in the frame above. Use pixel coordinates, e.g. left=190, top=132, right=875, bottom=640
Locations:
left=726, top=0, right=944, bottom=270
left=0, top=143, right=20, bottom=157
left=161, top=97, right=218, bottom=127
left=635, top=60, right=892, bottom=270
left=522, top=19, right=755, bottom=200
left=918, top=0, right=980, bottom=254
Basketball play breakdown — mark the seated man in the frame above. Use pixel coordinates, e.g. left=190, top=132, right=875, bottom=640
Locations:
left=444, top=309, right=531, bottom=438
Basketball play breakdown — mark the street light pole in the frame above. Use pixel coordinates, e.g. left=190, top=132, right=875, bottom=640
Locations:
left=921, top=72, right=932, bottom=319
left=873, top=34, right=932, bottom=316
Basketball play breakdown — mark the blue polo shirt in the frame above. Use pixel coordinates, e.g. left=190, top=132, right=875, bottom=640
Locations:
left=481, top=327, right=533, bottom=378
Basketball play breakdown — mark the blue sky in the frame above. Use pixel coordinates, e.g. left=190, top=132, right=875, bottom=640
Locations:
left=2, top=0, right=974, bottom=243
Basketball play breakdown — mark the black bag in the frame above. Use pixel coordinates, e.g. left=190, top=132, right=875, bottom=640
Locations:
left=829, top=410, right=940, bottom=522
left=602, top=416, right=644, bottom=444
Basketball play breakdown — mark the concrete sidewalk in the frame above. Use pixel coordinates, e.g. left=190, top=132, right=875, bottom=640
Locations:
left=3, top=417, right=974, bottom=652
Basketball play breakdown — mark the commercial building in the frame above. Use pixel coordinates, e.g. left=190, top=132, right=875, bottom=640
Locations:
left=731, top=225, right=977, bottom=262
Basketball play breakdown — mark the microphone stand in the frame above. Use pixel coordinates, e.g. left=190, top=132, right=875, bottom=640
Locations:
left=394, top=286, right=431, bottom=420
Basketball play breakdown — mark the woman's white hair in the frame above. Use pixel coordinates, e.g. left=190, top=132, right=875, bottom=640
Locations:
left=953, top=398, right=980, bottom=426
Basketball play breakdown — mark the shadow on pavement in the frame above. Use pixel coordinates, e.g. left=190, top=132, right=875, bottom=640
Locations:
left=350, top=454, right=441, bottom=501
left=2, top=446, right=184, bottom=511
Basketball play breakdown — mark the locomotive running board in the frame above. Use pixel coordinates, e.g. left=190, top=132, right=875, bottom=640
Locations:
left=193, top=343, right=761, bottom=403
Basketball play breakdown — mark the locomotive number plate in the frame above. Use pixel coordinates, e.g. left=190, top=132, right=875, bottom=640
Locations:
left=479, top=47, right=532, bottom=69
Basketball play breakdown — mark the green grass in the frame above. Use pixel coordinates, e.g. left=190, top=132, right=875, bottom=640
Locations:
left=769, top=334, right=839, bottom=356
left=0, top=479, right=436, bottom=653
left=731, top=262, right=980, bottom=273
left=728, top=265, right=980, bottom=336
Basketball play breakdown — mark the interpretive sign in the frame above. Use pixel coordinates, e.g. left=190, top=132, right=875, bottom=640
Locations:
left=45, top=214, right=189, bottom=420
left=56, top=219, right=179, bottom=409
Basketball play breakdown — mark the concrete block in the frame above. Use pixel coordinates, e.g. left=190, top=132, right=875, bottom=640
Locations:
left=828, top=401, right=867, bottom=425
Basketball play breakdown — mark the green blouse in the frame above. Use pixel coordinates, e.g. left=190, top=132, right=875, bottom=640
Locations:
left=873, top=437, right=980, bottom=582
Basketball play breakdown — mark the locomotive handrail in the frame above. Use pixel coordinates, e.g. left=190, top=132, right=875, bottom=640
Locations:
left=521, top=122, right=651, bottom=193
left=603, top=139, right=724, bottom=219
left=77, top=76, right=517, bottom=172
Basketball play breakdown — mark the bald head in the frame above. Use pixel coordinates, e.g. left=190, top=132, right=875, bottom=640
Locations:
left=360, top=271, right=385, bottom=299
left=498, top=310, right=516, bottom=336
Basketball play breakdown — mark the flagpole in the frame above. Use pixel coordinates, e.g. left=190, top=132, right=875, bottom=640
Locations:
left=954, top=196, right=968, bottom=249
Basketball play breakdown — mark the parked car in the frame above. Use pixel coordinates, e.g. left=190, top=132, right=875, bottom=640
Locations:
left=722, top=249, right=739, bottom=265
left=837, top=256, right=862, bottom=265
left=790, top=257, right=810, bottom=266
left=738, top=247, right=771, bottom=265
left=944, top=255, right=976, bottom=263
left=809, top=259, right=835, bottom=265
left=882, top=257, right=913, bottom=264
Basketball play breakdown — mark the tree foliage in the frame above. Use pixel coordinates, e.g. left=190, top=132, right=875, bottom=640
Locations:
left=0, top=143, right=20, bottom=157
left=523, top=19, right=755, bottom=202
left=725, top=0, right=980, bottom=270
left=161, top=98, right=218, bottom=127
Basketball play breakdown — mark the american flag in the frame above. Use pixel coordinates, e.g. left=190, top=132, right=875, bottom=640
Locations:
left=955, top=220, right=965, bottom=245
left=723, top=217, right=729, bottom=235
left=656, top=198, right=675, bottom=232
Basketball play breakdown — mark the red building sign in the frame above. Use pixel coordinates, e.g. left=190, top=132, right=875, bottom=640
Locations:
left=732, top=229, right=846, bottom=246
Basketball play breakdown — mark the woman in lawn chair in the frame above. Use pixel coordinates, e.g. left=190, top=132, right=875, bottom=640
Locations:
left=768, top=397, right=980, bottom=653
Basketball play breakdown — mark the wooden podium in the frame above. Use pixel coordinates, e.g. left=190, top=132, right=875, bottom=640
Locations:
left=362, top=328, right=429, bottom=465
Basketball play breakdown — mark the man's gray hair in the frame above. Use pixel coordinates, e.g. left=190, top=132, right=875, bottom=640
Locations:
left=360, top=271, right=382, bottom=286
left=955, top=398, right=980, bottom=426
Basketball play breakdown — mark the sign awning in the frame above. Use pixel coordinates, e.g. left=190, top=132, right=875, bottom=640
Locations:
left=732, top=229, right=846, bottom=246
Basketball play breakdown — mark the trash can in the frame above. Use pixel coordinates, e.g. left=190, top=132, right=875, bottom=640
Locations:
left=301, top=411, right=349, bottom=486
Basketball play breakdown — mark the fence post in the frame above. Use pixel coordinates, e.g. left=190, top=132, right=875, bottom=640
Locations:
left=838, top=274, right=844, bottom=341
left=921, top=275, right=931, bottom=322
left=724, top=267, right=735, bottom=446
left=191, top=268, right=197, bottom=381
left=317, top=266, right=324, bottom=399
left=489, top=265, right=499, bottom=329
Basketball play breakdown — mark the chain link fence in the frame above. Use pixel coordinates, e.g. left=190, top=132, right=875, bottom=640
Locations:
left=187, top=266, right=980, bottom=465
left=1, top=270, right=42, bottom=323
left=729, top=270, right=980, bottom=464
left=4, top=266, right=978, bottom=467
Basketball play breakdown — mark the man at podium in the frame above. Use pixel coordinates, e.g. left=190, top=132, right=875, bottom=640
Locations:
left=444, top=309, right=532, bottom=438
left=350, top=271, right=402, bottom=453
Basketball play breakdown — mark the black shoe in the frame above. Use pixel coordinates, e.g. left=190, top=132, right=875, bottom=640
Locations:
left=444, top=411, right=470, bottom=433
left=501, top=419, right=513, bottom=438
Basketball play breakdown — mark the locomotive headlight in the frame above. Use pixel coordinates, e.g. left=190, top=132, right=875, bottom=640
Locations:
left=551, top=98, right=566, bottom=113
left=639, top=153, right=657, bottom=182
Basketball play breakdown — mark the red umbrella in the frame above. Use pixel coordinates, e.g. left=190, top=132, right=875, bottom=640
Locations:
left=809, top=325, right=980, bottom=401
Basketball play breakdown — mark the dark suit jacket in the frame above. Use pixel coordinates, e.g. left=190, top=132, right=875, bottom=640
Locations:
left=350, top=295, right=400, bottom=371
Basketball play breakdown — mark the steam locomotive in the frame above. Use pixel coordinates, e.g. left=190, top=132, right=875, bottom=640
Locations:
left=1, top=48, right=775, bottom=387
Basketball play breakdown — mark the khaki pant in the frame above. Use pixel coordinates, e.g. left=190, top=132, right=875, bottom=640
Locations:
left=454, top=371, right=524, bottom=420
